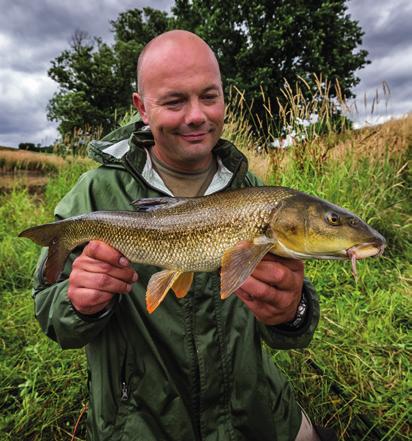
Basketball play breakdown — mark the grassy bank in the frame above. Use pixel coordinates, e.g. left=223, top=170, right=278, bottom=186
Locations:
left=1, top=111, right=411, bottom=439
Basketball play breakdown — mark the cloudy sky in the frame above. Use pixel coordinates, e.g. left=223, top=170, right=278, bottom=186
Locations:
left=0, top=0, right=411, bottom=147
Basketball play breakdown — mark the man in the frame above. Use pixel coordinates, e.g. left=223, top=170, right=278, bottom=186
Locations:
left=33, top=30, right=333, bottom=440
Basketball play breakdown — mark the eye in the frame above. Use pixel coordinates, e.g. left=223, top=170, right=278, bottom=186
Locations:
left=326, top=212, right=341, bottom=226
left=202, top=94, right=218, bottom=102
left=164, top=100, right=183, bottom=109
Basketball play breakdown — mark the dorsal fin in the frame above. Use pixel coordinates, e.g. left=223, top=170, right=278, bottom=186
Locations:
left=130, top=197, right=190, bottom=212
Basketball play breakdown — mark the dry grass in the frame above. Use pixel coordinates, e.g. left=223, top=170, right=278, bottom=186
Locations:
left=0, top=149, right=66, bottom=173
left=330, top=113, right=412, bottom=162
left=225, top=77, right=411, bottom=183
left=0, top=149, right=96, bottom=174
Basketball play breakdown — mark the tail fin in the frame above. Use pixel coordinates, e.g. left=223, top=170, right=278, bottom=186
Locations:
left=19, top=220, right=77, bottom=284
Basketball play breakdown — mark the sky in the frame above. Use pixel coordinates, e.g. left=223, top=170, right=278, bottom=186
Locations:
left=0, top=0, right=411, bottom=148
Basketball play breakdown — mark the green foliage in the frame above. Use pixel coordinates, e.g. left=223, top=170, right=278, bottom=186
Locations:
left=47, top=9, right=170, bottom=136
left=48, top=1, right=368, bottom=136
left=47, top=33, right=129, bottom=135
left=0, top=189, right=45, bottom=291
left=173, top=0, right=368, bottom=128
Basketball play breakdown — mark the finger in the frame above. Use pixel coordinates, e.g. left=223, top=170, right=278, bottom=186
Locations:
left=236, top=288, right=282, bottom=323
left=83, top=240, right=130, bottom=268
left=261, top=254, right=304, bottom=272
left=71, top=271, right=133, bottom=294
left=239, top=275, right=301, bottom=312
left=73, top=255, right=138, bottom=283
left=251, top=260, right=303, bottom=291
left=239, top=273, right=280, bottom=300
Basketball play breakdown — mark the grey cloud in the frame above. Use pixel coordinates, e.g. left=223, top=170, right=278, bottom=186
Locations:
left=0, top=0, right=173, bottom=146
left=0, top=0, right=172, bottom=73
left=347, top=0, right=412, bottom=119
left=348, top=0, right=412, bottom=58
left=0, top=0, right=172, bottom=42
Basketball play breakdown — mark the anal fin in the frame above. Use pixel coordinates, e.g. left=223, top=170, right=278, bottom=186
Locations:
left=172, top=272, right=194, bottom=298
left=220, top=237, right=274, bottom=299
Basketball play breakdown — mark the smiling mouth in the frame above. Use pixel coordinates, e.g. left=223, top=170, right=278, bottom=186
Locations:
left=180, top=132, right=208, bottom=141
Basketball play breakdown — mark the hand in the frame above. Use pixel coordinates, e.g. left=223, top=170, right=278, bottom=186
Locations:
left=235, top=254, right=304, bottom=326
left=68, top=240, right=138, bottom=315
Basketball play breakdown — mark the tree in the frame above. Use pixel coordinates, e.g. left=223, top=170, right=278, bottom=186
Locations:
left=47, top=1, right=368, bottom=136
left=19, top=142, right=36, bottom=151
left=47, top=8, right=170, bottom=135
left=172, top=0, right=369, bottom=127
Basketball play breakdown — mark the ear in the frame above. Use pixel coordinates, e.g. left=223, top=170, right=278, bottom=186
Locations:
left=132, top=92, right=149, bottom=124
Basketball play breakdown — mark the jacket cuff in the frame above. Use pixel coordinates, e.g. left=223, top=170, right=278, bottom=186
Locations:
left=69, top=296, right=119, bottom=323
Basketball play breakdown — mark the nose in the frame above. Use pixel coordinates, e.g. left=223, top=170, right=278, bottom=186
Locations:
left=185, top=99, right=206, bottom=127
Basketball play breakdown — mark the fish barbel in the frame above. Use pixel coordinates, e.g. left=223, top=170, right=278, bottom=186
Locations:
left=19, top=186, right=386, bottom=313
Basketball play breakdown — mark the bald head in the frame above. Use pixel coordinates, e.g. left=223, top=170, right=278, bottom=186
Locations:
left=137, top=30, right=221, bottom=94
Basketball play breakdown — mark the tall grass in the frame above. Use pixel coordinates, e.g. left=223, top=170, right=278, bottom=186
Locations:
left=0, top=160, right=97, bottom=440
left=53, top=126, right=103, bottom=158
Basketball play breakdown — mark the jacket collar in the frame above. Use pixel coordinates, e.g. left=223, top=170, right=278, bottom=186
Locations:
left=88, top=120, right=249, bottom=190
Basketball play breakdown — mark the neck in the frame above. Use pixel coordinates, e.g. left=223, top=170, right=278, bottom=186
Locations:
left=151, top=145, right=213, bottom=173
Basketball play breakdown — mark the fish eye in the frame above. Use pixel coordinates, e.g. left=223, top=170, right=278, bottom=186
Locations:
left=326, top=212, right=341, bottom=226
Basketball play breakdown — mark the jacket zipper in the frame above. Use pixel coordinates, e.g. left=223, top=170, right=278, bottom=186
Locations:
left=120, top=381, right=129, bottom=401
left=120, top=346, right=129, bottom=402
left=183, top=293, right=202, bottom=440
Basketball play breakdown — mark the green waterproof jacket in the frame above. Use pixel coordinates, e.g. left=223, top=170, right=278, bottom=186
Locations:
left=33, top=121, right=320, bottom=441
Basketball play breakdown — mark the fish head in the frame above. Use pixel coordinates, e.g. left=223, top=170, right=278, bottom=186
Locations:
left=268, top=193, right=386, bottom=260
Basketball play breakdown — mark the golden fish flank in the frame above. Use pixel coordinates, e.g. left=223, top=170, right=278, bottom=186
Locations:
left=19, top=186, right=386, bottom=313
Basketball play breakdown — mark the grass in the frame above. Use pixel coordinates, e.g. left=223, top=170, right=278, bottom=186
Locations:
left=0, top=160, right=96, bottom=440
left=0, top=289, right=88, bottom=440
left=1, top=85, right=411, bottom=439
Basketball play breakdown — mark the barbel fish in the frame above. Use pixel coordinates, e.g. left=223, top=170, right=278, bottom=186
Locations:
left=19, top=186, right=386, bottom=313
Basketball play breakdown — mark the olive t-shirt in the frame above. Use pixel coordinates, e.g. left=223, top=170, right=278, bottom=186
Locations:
left=150, top=151, right=217, bottom=197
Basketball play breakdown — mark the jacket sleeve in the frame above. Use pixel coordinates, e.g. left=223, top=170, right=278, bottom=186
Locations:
left=32, top=170, right=116, bottom=349
left=257, top=279, right=320, bottom=349
left=244, top=172, right=321, bottom=349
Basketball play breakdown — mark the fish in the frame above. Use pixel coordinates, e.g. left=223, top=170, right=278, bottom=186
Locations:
left=19, top=186, right=386, bottom=313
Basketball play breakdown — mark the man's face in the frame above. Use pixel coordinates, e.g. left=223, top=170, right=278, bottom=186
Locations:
left=133, top=39, right=225, bottom=171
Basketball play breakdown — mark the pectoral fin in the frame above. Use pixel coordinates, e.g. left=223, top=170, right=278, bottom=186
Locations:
left=146, top=270, right=193, bottom=313
left=220, top=237, right=274, bottom=299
